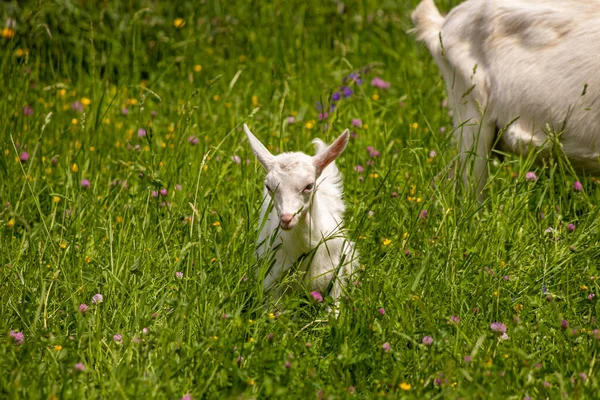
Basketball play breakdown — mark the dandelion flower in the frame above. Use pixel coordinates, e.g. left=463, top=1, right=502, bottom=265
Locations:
left=399, top=382, right=411, bottom=391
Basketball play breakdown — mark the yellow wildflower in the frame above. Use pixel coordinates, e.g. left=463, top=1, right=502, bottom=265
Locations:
left=248, top=379, right=255, bottom=386
left=54, top=345, right=62, bottom=351
left=58, top=89, right=66, bottom=96
left=252, top=95, right=258, bottom=107
left=52, top=196, right=60, bottom=203
left=212, top=221, right=221, bottom=227
left=411, top=122, right=419, bottom=129
left=400, top=382, right=411, bottom=391
left=383, top=238, right=392, bottom=246
left=71, top=118, right=78, bottom=125
left=115, top=216, right=124, bottom=224
left=71, top=163, right=78, bottom=172
left=372, top=93, right=380, bottom=101
left=210, top=257, right=216, bottom=263
left=8, top=219, right=15, bottom=228
left=80, top=97, right=91, bottom=106
left=173, top=18, right=185, bottom=28
left=248, top=337, right=254, bottom=343
left=59, top=242, right=67, bottom=249
left=305, top=120, right=315, bottom=129
left=213, top=95, right=220, bottom=101
left=193, top=64, right=202, bottom=72
left=580, top=285, right=589, bottom=290
left=85, top=256, right=91, bottom=264
left=1, top=27, right=15, bottom=39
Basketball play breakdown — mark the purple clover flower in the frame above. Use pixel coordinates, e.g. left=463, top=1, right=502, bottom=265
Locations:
left=366, top=146, right=380, bottom=158
left=490, top=322, right=507, bottom=334
left=121, top=108, right=129, bottom=115
left=352, top=118, right=362, bottom=127
left=176, top=271, right=183, bottom=279
left=91, top=293, right=103, bottom=304
left=422, top=336, right=434, bottom=346
left=75, top=363, right=85, bottom=371
left=80, top=179, right=90, bottom=188
left=137, top=128, right=147, bottom=138
left=79, top=304, right=89, bottom=313
left=19, top=152, right=29, bottom=162
left=187, top=136, right=199, bottom=145
left=311, top=291, right=323, bottom=303
left=382, top=342, right=391, bottom=352
left=71, top=101, right=83, bottom=113
left=378, top=307, right=385, bottom=316
left=113, top=334, right=123, bottom=342
left=525, top=172, right=537, bottom=182
left=10, top=330, right=24, bottom=345
left=23, top=105, right=34, bottom=115
left=371, top=77, right=391, bottom=89
left=568, top=223, right=576, bottom=232
left=573, top=181, right=583, bottom=192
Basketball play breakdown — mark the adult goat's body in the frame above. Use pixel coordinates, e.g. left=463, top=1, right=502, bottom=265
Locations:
left=245, top=124, right=358, bottom=307
left=412, top=0, right=600, bottom=195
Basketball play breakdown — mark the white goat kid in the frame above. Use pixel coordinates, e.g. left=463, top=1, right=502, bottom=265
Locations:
left=412, top=0, right=600, bottom=197
left=244, top=124, right=358, bottom=309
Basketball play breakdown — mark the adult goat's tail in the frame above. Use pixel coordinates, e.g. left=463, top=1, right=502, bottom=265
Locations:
left=411, top=0, right=445, bottom=56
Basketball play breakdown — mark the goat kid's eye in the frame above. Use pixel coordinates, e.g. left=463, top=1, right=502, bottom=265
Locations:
left=303, top=183, right=314, bottom=193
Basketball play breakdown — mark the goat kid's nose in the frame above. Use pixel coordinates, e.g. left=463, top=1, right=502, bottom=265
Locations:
left=281, top=213, right=294, bottom=224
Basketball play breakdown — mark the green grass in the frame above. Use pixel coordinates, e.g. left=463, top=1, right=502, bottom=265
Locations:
left=2, top=0, right=600, bottom=398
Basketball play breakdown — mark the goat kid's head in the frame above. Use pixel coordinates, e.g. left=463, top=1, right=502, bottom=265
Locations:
left=244, top=124, right=349, bottom=231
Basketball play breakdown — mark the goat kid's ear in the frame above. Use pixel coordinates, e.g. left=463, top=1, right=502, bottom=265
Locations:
left=313, top=129, right=349, bottom=176
left=244, top=124, right=274, bottom=170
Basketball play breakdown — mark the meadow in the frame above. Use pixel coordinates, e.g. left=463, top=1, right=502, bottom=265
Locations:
left=2, top=0, right=600, bottom=398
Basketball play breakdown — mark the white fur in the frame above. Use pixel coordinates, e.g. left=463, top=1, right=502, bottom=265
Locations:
left=412, top=0, right=600, bottom=196
left=244, top=124, right=359, bottom=309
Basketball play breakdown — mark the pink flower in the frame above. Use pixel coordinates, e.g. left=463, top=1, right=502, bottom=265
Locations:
left=10, top=330, right=24, bottom=345
left=187, top=136, right=199, bottom=145
left=176, top=184, right=182, bottom=191
left=91, top=293, right=103, bottom=304
left=318, top=112, right=329, bottom=120
left=450, top=315, right=460, bottom=324
left=352, top=119, right=363, bottom=127
left=176, top=271, right=183, bottom=279
left=419, top=210, right=428, bottom=220
left=422, top=336, right=434, bottom=345
left=23, top=105, right=34, bottom=115
left=378, top=307, right=385, bottom=316
left=151, top=191, right=159, bottom=198
left=113, top=334, right=123, bottom=342
left=160, top=188, right=168, bottom=197
left=561, top=319, right=569, bottom=330
left=75, top=363, right=85, bottom=372
left=463, top=355, right=472, bottom=363
left=382, top=342, right=391, bottom=352
left=568, top=223, right=576, bottom=232
left=71, top=101, right=83, bottom=113
left=121, top=108, right=129, bottom=115
left=354, top=165, right=364, bottom=173
left=588, top=293, right=595, bottom=301
left=366, top=146, right=380, bottom=158
left=311, top=291, right=323, bottom=303
left=525, top=172, right=537, bottom=182
left=79, top=304, right=89, bottom=313
left=231, top=155, right=241, bottom=164
left=19, top=152, right=29, bottom=162
left=573, top=181, right=583, bottom=192
left=287, top=116, right=295, bottom=124
left=180, top=394, right=192, bottom=400
left=490, top=322, right=507, bottom=334
left=142, top=327, right=149, bottom=335
left=371, top=77, right=391, bottom=89
left=80, top=179, right=90, bottom=188
left=137, top=128, right=147, bottom=137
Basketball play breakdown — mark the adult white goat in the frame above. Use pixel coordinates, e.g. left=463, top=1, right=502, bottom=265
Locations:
left=244, top=124, right=358, bottom=310
left=412, top=0, right=600, bottom=197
